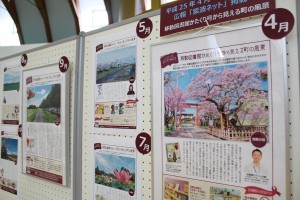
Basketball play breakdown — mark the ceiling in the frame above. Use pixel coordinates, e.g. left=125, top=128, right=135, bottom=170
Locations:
left=2, top=0, right=79, bottom=44
left=1, top=0, right=164, bottom=45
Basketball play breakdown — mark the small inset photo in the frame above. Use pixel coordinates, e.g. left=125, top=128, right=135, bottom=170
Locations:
left=209, top=186, right=241, bottom=200
left=164, top=177, right=189, bottom=200
left=1, top=137, right=18, bottom=164
left=166, top=143, right=181, bottom=163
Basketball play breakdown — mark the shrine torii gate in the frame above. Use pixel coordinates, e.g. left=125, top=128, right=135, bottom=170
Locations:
left=178, top=102, right=201, bottom=128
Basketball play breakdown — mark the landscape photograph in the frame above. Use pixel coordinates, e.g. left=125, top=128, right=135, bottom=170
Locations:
left=3, top=70, right=20, bottom=91
left=164, top=62, right=269, bottom=141
left=209, top=186, right=241, bottom=200
left=27, top=83, right=61, bottom=123
left=95, top=153, right=135, bottom=192
left=1, top=137, right=18, bottom=164
left=96, top=45, right=136, bottom=84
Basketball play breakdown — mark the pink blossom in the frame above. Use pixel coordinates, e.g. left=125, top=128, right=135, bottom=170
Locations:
left=186, top=64, right=267, bottom=128
left=164, top=85, right=188, bottom=114
left=114, top=169, right=132, bottom=183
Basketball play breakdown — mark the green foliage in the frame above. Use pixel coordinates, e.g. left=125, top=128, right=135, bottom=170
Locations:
left=27, top=108, right=58, bottom=123
left=27, top=105, right=37, bottom=109
left=165, top=126, right=174, bottom=136
left=3, top=82, right=19, bottom=91
left=42, top=109, right=58, bottom=123
left=95, top=175, right=135, bottom=192
left=95, top=170, right=135, bottom=192
left=1, top=144, right=8, bottom=159
left=95, top=194, right=105, bottom=200
left=27, top=109, right=38, bottom=122
left=39, top=84, right=61, bottom=115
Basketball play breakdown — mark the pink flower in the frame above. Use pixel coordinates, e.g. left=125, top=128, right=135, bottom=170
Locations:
left=114, top=169, right=132, bottom=183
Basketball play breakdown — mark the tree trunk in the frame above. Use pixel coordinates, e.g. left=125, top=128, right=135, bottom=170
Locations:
left=221, top=112, right=228, bottom=130
left=165, top=115, right=170, bottom=129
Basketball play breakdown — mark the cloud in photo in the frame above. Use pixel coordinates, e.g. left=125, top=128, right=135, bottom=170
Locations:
left=37, top=89, right=46, bottom=95
left=95, top=153, right=135, bottom=174
left=95, top=153, right=113, bottom=173
left=4, top=71, right=20, bottom=84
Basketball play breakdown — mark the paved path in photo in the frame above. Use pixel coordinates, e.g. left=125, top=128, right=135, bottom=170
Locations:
left=168, top=124, right=221, bottom=140
left=34, top=110, right=43, bottom=122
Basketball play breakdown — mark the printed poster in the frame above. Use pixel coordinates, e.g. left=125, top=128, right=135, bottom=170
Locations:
left=92, top=135, right=142, bottom=200
left=152, top=26, right=288, bottom=199
left=1, top=64, right=21, bottom=125
left=0, top=133, right=19, bottom=195
left=94, top=31, right=141, bottom=129
left=22, top=65, right=69, bottom=186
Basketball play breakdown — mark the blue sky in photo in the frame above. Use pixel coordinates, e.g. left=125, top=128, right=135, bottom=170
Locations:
left=97, top=45, right=136, bottom=65
left=2, top=137, right=18, bottom=155
left=95, top=153, right=135, bottom=174
left=4, top=71, right=20, bottom=84
left=27, top=84, right=53, bottom=107
left=167, top=62, right=268, bottom=92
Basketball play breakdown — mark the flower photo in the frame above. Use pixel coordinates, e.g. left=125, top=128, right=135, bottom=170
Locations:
left=95, top=153, right=135, bottom=192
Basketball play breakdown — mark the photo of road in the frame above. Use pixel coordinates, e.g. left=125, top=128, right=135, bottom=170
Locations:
left=167, top=124, right=220, bottom=140
left=27, top=84, right=61, bottom=123
left=96, top=45, right=136, bottom=84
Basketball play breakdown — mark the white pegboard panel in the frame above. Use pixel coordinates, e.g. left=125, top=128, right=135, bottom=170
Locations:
left=81, top=12, right=160, bottom=199
left=281, top=0, right=300, bottom=199
left=0, top=37, right=79, bottom=200
left=0, top=1, right=295, bottom=199
left=144, top=7, right=299, bottom=200
left=82, top=1, right=299, bottom=199
left=268, top=1, right=300, bottom=200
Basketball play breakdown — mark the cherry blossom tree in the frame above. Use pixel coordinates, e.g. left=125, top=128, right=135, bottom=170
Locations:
left=164, top=85, right=187, bottom=130
left=198, top=101, right=220, bottom=126
left=237, top=98, right=268, bottom=126
left=164, top=70, right=189, bottom=130
left=186, top=64, right=267, bottom=130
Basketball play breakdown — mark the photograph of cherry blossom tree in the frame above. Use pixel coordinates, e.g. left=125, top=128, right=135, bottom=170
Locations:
left=95, top=153, right=135, bottom=192
left=164, top=62, right=269, bottom=141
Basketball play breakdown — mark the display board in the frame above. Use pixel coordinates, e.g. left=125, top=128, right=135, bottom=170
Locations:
left=152, top=25, right=288, bottom=199
left=0, top=63, right=21, bottom=126
left=81, top=0, right=299, bottom=199
left=0, top=0, right=299, bottom=199
left=92, top=135, right=142, bottom=200
left=82, top=18, right=148, bottom=200
left=0, top=36, right=79, bottom=200
left=93, top=30, right=142, bottom=130
left=0, top=130, right=20, bottom=195
left=22, top=65, right=69, bottom=185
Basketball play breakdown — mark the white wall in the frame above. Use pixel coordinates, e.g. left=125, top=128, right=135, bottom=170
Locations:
left=0, top=44, right=45, bottom=59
